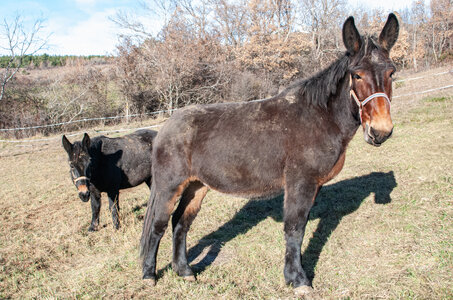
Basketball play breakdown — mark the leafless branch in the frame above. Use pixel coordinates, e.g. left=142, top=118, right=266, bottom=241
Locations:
left=0, top=13, right=49, bottom=101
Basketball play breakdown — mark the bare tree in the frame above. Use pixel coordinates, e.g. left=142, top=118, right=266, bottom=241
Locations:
left=428, top=0, right=452, bottom=62
left=0, top=14, right=49, bottom=101
left=111, top=0, right=178, bottom=42
left=210, top=0, right=249, bottom=47
left=298, top=0, right=346, bottom=66
left=410, top=0, right=427, bottom=70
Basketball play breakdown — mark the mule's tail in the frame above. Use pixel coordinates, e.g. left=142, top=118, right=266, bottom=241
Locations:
left=140, top=180, right=157, bottom=263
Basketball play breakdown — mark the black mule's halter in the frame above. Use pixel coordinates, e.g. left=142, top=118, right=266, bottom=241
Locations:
left=71, top=168, right=89, bottom=184
left=74, top=176, right=89, bottom=183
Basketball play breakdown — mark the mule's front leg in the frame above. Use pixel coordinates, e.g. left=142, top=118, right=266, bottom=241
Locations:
left=89, top=190, right=101, bottom=231
left=108, top=191, right=120, bottom=230
left=283, top=176, right=319, bottom=295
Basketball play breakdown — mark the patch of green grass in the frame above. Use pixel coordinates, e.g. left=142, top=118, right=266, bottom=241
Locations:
left=423, top=96, right=449, bottom=102
left=398, top=95, right=452, bottom=125
left=394, top=80, right=405, bottom=89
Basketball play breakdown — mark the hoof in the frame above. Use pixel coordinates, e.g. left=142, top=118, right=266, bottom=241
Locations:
left=294, top=285, right=319, bottom=299
left=183, top=275, right=196, bottom=282
left=143, top=277, right=156, bottom=287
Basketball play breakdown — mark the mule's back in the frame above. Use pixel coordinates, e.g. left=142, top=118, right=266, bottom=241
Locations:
left=100, top=129, right=156, bottom=189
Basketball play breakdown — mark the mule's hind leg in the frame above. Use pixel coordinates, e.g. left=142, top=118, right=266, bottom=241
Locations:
left=141, top=178, right=191, bottom=284
left=171, top=181, right=208, bottom=280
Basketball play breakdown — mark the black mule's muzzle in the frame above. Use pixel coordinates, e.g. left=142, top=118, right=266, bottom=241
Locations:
left=74, top=176, right=90, bottom=202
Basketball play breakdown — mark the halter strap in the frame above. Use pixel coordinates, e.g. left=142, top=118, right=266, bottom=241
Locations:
left=349, top=75, right=391, bottom=124
left=361, top=92, right=391, bottom=107
left=71, top=168, right=89, bottom=184
left=74, top=176, right=89, bottom=183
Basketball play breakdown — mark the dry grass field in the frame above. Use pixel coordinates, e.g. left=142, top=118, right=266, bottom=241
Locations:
left=0, top=67, right=452, bottom=299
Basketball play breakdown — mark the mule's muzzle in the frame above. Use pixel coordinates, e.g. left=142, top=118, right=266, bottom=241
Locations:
left=364, top=124, right=393, bottom=147
left=77, top=184, right=90, bottom=202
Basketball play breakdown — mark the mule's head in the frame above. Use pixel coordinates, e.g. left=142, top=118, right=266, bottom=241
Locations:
left=343, top=13, right=399, bottom=146
left=62, top=133, right=93, bottom=202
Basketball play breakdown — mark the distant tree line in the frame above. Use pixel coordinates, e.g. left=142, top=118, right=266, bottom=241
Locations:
left=0, top=54, right=110, bottom=68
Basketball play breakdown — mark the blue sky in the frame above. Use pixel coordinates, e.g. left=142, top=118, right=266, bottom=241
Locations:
left=0, top=0, right=422, bottom=56
left=0, top=0, right=158, bottom=55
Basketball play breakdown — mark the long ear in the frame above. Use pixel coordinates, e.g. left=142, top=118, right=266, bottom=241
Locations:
left=342, top=16, right=362, bottom=55
left=62, top=135, right=73, bottom=154
left=379, top=13, right=399, bottom=52
left=82, top=133, right=91, bottom=150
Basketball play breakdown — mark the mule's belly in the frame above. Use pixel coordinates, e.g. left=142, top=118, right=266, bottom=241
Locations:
left=189, top=130, right=344, bottom=196
left=316, top=151, right=346, bottom=186
left=195, top=160, right=285, bottom=198
left=191, top=138, right=285, bottom=197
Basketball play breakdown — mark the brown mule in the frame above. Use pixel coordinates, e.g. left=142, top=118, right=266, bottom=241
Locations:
left=140, top=14, right=399, bottom=295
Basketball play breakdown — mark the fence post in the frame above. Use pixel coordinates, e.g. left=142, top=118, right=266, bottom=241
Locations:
left=126, top=98, right=129, bottom=124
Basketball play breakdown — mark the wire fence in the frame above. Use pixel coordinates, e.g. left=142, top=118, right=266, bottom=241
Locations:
left=0, top=124, right=163, bottom=143
left=1, top=69, right=452, bottom=144
left=393, top=70, right=451, bottom=83
left=0, top=108, right=176, bottom=132
left=392, top=84, right=453, bottom=99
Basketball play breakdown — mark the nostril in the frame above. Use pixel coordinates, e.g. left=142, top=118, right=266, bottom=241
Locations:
left=369, top=126, right=394, bottom=144
left=369, top=127, right=378, bottom=140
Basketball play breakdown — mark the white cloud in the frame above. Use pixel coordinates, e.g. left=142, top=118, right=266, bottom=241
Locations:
left=47, top=9, right=119, bottom=55
left=74, top=0, right=99, bottom=7
left=42, top=5, right=164, bottom=56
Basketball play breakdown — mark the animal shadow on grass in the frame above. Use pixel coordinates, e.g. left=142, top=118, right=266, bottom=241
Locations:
left=166, top=171, right=396, bottom=282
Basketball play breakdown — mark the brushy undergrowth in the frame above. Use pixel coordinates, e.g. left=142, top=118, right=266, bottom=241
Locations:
left=0, top=69, right=452, bottom=299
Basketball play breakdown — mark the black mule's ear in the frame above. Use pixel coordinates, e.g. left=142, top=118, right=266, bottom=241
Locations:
left=82, top=133, right=91, bottom=150
left=62, top=135, right=72, bottom=154
left=342, top=16, right=362, bottom=55
left=379, top=13, right=399, bottom=52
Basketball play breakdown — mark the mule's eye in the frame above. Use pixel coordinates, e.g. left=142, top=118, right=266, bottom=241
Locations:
left=390, top=71, right=395, bottom=78
left=353, top=73, right=361, bottom=80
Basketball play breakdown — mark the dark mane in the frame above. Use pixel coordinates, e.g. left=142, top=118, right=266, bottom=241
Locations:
left=353, top=35, right=390, bottom=66
left=277, top=35, right=382, bottom=109
left=359, top=35, right=380, bottom=56
left=278, top=55, right=350, bottom=108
